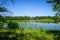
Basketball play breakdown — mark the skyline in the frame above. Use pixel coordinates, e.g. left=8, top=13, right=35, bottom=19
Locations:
left=7, top=0, right=56, bottom=17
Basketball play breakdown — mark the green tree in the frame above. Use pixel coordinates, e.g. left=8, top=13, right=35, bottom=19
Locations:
left=0, top=0, right=14, bottom=15
left=47, top=0, right=60, bottom=16
left=0, top=0, right=15, bottom=29
left=47, top=0, right=60, bottom=22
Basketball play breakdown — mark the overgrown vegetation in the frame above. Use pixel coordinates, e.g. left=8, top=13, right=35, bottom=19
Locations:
left=0, top=0, right=60, bottom=40
left=0, top=26, right=60, bottom=40
left=0, top=14, right=60, bottom=40
left=5, top=16, right=60, bottom=23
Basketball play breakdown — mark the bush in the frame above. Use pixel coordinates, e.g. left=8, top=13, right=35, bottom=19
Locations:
left=7, top=21, right=19, bottom=29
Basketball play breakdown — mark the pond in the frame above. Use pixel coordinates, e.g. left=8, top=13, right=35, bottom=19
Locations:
left=19, top=22, right=60, bottom=30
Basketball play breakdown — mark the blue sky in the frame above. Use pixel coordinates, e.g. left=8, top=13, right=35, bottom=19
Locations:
left=7, top=0, right=56, bottom=16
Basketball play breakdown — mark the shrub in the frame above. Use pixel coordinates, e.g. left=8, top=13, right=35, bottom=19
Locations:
left=7, top=21, right=19, bottom=29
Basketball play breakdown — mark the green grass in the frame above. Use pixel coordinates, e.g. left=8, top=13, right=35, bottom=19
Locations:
left=1, top=19, right=59, bottom=40
left=6, top=19, right=54, bottom=23
left=0, top=29, right=60, bottom=40
left=0, top=29, right=55, bottom=40
left=31, top=19, right=54, bottom=23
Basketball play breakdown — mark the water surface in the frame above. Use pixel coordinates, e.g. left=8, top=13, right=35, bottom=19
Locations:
left=19, top=22, right=60, bottom=30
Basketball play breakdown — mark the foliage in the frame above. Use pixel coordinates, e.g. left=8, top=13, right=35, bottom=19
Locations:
left=0, top=19, right=60, bottom=40
left=5, top=16, right=60, bottom=23
left=7, top=21, right=19, bottom=29
left=0, top=6, right=8, bottom=12
left=0, top=0, right=14, bottom=16
left=0, top=29, right=60, bottom=40
left=47, top=0, right=60, bottom=22
left=46, top=30, right=60, bottom=40
left=47, top=0, right=60, bottom=12
left=0, top=29, right=55, bottom=40
left=5, top=16, right=55, bottom=20
left=0, top=14, right=6, bottom=22
left=0, top=14, right=6, bottom=29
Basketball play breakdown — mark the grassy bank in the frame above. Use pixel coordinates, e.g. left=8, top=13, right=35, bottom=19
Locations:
left=0, top=18, right=60, bottom=40
left=0, top=29, right=60, bottom=40
left=6, top=19, right=54, bottom=23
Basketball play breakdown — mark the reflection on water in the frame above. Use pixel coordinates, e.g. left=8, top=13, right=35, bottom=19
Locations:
left=19, top=22, right=60, bottom=30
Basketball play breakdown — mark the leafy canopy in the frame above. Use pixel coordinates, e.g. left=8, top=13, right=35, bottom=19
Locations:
left=47, top=0, right=60, bottom=16
left=0, top=0, right=14, bottom=15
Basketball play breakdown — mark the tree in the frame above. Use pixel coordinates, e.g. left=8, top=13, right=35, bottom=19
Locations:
left=0, top=0, right=15, bottom=29
left=47, top=0, right=60, bottom=16
left=0, top=0, right=14, bottom=15
left=0, top=0, right=14, bottom=21
left=47, top=0, right=60, bottom=22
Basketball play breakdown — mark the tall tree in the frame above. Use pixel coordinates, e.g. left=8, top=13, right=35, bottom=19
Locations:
left=47, top=0, right=60, bottom=22
left=0, top=0, right=14, bottom=15
left=47, top=0, right=60, bottom=16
